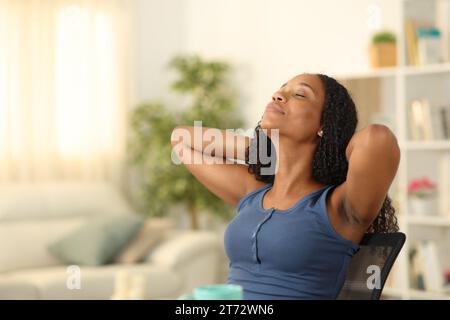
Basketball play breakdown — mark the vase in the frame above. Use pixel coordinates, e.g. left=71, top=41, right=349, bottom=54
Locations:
left=409, top=197, right=437, bottom=216
left=368, top=43, right=397, bottom=68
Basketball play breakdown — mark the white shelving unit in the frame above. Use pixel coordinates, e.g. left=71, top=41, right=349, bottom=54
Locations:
left=334, top=0, right=450, bottom=300
left=408, top=215, right=450, bottom=227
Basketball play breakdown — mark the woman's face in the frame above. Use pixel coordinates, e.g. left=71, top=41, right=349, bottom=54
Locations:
left=260, top=74, right=326, bottom=143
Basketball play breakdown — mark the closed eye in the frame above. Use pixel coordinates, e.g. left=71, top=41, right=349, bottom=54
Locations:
left=295, top=94, right=305, bottom=98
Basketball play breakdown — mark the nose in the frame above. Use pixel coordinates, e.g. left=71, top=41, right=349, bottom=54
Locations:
left=272, top=91, right=286, bottom=103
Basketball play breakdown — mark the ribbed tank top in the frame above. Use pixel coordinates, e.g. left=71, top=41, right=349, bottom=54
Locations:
left=224, top=183, right=360, bottom=300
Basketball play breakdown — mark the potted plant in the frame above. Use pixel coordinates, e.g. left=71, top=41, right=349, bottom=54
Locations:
left=369, top=30, right=397, bottom=68
left=127, top=55, right=244, bottom=230
left=407, top=176, right=438, bottom=216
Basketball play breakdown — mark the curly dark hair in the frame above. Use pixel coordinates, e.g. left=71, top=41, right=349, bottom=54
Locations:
left=245, top=73, right=398, bottom=233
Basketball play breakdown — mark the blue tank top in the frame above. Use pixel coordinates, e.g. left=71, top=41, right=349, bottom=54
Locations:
left=224, top=183, right=360, bottom=300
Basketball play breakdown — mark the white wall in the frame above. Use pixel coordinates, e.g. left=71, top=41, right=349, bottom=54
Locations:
left=132, top=0, right=188, bottom=107
left=133, top=0, right=399, bottom=127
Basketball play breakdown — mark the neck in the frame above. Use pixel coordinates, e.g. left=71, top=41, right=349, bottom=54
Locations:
left=270, top=136, right=325, bottom=197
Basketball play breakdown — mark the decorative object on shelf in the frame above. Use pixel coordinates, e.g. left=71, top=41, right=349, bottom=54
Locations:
left=410, top=241, right=448, bottom=293
left=407, top=176, right=438, bottom=216
left=417, top=27, right=442, bottom=65
left=405, top=18, right=444, bottom=66
left=405, top=19, right=420, bottom=65
left=368, top=30, right=397, bottom=68
left=408, top=99, right=450, bottom=141
left=408, top=99, right=432, bottom=141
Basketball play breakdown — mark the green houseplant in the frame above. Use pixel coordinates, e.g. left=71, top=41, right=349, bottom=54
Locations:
left=369, top=30, right=397, bottom=68
left=372, top=31, right=396, bottom=44
left=128, top=55, right=244, bottom=229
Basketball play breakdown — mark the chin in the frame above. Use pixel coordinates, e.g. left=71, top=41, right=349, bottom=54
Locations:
left=260, top=118, right=280, bottom=130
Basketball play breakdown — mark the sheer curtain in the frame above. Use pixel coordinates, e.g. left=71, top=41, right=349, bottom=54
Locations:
left=0, top=0, right=132, bottom=183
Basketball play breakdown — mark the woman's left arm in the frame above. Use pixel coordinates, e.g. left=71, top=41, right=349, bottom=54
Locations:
left=343, top=124, right=401, bottom=225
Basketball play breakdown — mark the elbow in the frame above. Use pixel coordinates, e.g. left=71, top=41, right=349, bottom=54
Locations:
left=366, top=124, right=396, bottom=140
left=366, top=124, right=399, bottom=148
left=367, top=124, right=401, bottom=165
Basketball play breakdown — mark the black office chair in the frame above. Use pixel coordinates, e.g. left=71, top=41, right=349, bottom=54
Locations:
left=337, top=232, right=406, bottom=300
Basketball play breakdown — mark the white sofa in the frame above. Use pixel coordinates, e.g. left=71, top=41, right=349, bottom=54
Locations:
left=0, top=182, right=227, bottom=300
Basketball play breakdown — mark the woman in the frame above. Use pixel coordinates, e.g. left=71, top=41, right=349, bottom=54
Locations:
left=170, top=73, right=400, bottom=300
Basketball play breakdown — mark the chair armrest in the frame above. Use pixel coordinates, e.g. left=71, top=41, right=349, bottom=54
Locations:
left=147, top=230, right=222, bottom=270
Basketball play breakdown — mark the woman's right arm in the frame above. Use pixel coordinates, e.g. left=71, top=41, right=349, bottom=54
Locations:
left=170, top=125, right=263, bottom=207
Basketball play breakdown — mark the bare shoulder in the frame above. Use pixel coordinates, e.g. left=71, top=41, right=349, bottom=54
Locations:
left=245, top=178, right=271, bottom=195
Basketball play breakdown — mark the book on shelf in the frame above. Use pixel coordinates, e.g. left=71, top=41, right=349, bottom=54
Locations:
left=405, top=18, right=420, bottom=66
left=438, top=106, right=450, bottom=140
left=404, top=18, right=443, bottom=65
left=408, top=99, right=450, bottom=141
left=410, top=241, right=450, bottom=294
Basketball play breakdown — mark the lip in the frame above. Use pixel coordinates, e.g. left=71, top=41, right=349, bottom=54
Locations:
left=265, top=102, right=285, bottom=115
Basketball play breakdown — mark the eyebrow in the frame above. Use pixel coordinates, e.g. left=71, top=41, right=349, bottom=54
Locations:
left=281, top=82, right=317, bottom=96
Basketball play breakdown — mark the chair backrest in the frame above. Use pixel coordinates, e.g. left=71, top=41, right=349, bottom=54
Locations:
left=337, top=232, right=406, bottom=300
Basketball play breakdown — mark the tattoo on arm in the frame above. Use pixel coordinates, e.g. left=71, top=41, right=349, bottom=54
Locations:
left=340, top=197, right=364, bottom=225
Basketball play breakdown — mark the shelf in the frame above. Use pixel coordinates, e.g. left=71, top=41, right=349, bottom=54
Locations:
left=402, top=62, right=450, bottom=76
left=332, top=62, right=450, bottom=80
left=334, top=62, right=450, bottom=80
left=381, top=286, right=405, bottom=298
left=408, top=215, right=450, bottom=227
left=401, top=140, right=450, bottom=150
left=369, top=0, right=450, bottom=302
left=333, top=67, right=397, bottom=80
left=408, top=289, right=450, bottom=300
left=381, top=287, right=450, bottom=300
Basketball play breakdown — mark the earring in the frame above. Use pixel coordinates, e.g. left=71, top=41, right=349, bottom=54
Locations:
left=317, top=130, right=323, bottom=137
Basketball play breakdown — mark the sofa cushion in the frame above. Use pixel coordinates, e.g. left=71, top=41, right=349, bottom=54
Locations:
left=0, top=217, right=87, bottom=273
left=0, top=279, right=39, bottom=300
left=114, top=217, right=175, bottom=264
left=148, top=231, right=222, bottom=269
left=0, top=182, right=134, bottom=221
left=2, top=264, right=182, bottom=299
left=48, top=215, right=144, bottom=266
